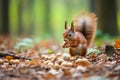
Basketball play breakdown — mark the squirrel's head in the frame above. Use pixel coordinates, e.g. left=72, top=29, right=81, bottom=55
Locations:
left=63, top=21, right=75, bottom=42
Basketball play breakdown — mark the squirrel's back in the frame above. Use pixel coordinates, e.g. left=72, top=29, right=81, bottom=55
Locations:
left=73, top=13, right=97, bottom=46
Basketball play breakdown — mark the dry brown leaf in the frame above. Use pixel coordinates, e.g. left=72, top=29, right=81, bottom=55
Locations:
left=114, top=38, right=120, bottom=48
left=28, top=58, right=41, bottom=66
left=0, top=59, right=4, bottom=64
left=27, top=49, right=36, bottom=57
left=75, top=58, right=91, bottom=67
left=76, top=66, right=87, bottom=72
left=54, top=63, right=60, bottom=70
left=43, top=73, right=56, bottom=79
left=10, top=59, right=21, bottom=64
left=5, top=56, right=14, bottom=60
left=63, top=68, right=71, bottom=76
left=61, top=61, right=73, bottom=67
left=87, top=53, right=97, bottom=60
left=98, top=54, right=107, bottom=61
left=83, top=72, right=91, bottom=77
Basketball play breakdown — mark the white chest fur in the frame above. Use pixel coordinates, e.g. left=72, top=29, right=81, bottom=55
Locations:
left=77, top=43, right=82, bottom=49
left=70, top=43, right=83, bottom=55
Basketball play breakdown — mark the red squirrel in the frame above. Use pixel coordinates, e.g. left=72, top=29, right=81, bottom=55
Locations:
left=63, top=13, right=97, bottom=56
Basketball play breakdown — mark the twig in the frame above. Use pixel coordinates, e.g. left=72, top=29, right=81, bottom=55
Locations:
left=0, top=52, right=31, bottom=60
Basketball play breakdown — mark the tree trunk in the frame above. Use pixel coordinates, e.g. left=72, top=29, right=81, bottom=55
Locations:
left=18, top=0, right=23, bottom=35
left=28, top=0, right=34, bottom=35
left=96, top=0, right=118, bottom=36
left=44, top=0, right=53, bottom=37
left=0, top=0, right=1, bottom=30
left=89, top=0, right=96, bottom=13
left=0, top=0, right=9, bottom=35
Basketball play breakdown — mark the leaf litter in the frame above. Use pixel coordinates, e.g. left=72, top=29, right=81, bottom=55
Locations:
left=0, top=36, right=120, bottom=80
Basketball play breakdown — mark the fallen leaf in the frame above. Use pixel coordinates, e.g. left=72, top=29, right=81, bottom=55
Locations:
left=75, top=58, right=91, bottom=67
left=43, top=73, right=56, bottom=79
left=114, top=38, right=120, bottom=49
left=28, top=58, right=41, bottom=66
left=5, top=56, right=14, bottom=60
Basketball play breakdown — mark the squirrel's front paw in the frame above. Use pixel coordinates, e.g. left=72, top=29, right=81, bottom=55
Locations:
left=63, top=43, right=70, bottom=48
left=63, top=44, right=66, bottom=48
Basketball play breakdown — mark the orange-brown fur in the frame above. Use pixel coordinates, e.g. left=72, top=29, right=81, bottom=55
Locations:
left=63, top=13, right=97, bottom=56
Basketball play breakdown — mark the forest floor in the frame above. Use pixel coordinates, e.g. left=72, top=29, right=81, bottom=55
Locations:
left=0, top=36, right=120, bottom=80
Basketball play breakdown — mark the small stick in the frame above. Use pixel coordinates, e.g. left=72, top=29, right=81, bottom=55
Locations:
left=0, top=52, right=31, bottom=60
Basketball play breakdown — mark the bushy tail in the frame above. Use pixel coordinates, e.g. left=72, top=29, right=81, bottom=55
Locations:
left=73, top=13, right=97, bottom=46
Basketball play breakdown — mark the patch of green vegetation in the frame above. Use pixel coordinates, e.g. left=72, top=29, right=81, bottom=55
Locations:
left=47, top=49, right=54, bottom=54
left=14, top=38, right=34, bottom=52
left=87, top=48, right=100, bottom=55
left=95, top=30, right=115, bottom=47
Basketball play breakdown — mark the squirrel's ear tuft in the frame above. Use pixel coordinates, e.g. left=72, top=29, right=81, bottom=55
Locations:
left=65, top=21, right=67, bottom=30
left=71, top=21, right=74, bottom=32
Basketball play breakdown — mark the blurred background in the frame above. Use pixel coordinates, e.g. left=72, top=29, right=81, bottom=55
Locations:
left=0, top=0, right=120, bottom=41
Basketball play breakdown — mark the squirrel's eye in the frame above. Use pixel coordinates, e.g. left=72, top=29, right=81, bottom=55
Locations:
left=69, top=33, right=71, bottom=36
